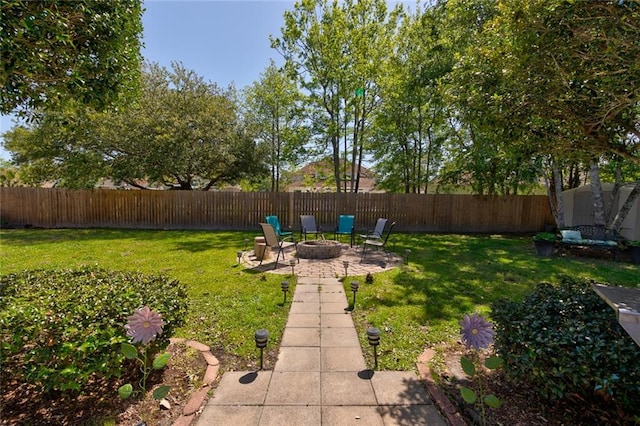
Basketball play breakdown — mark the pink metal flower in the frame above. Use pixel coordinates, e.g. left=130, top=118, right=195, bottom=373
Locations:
left=459, top=313, right=494, bottom=351
left=125, top=306, right=164, bottom=345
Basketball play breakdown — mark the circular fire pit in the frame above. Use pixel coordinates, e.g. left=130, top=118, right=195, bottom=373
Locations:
left=297, top=239, right=342, bottom=259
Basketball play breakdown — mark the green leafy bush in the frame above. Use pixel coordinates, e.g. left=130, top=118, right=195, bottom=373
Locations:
left=0, top=267, right=187, bottom=392
left=491, top=276, right=640, bottom=415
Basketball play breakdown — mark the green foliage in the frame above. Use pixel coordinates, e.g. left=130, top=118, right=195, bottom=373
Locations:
left=491, top=277, right=640, bottom=414
left=457, top=312, right=503, bottom=425
left=2, top=114, right=109, bottom=188
left=3, top=62, right=267, bottom=189
left=533, top=232, right=557, bottom=242
left=243, top=61, right=309, bottom=192
left=0, top=0, right=143, bottom=116
left=272, top=0, right=402, bottom=193
left=0, top=267, right=187, bottom=392
left=459, top=353, right=503, bottom=422
left=118, top=341, right=172, bottom=400
left=1, top=229, right=638, bottom=375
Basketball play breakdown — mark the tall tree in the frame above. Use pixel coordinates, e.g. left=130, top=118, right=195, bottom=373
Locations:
left=105, top=62, right=267, bottom=190
left=3, top=62, right=267, bottom=190
left=272, top=0, right=400, bottom=192
left=373, top=4, right=450, bottom=194
left=1, top=0, right=143, bottom=117
left=483, top=0, right=640, bottom=225
left=243, top=61, right=308, bottom=191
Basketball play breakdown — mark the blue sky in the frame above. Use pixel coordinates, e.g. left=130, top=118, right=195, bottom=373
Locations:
left=142, top=0, right=293, bottom=88
left=0, top=0, right=295, bottom=160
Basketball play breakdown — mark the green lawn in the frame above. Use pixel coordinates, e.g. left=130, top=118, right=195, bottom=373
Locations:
left=1, top=229, right=637, bottom=371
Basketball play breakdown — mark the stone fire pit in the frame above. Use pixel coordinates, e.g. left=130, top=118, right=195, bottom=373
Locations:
left=297, top=239, right=342, bottom=259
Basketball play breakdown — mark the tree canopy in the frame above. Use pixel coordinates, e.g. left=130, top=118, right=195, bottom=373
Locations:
left=3, top=63, right=266, bottom=189
left=2, top=0, right=639, bottom=213
left=1, top=0, right=143, bottom=117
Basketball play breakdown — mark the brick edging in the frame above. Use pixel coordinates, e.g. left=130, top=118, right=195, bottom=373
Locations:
left=416, top=348, right=467, bottom=426
left=169, top=338, right=220, bottom=426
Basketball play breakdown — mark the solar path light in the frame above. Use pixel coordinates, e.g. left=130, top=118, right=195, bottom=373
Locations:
left=405, top=249, right=411, bottom=264
left=281, top=280, right=290, bottom=304
left=350, top=281, right=359, bottom=309
left=289, top=258, right=296, bottom=275
left=367, top=327, right=381, bottom=369
left=343, top=260, right=349, bottom=277
left=237, top=250, right=243, bottom=265
left=254, top=329, right=269, bottom=370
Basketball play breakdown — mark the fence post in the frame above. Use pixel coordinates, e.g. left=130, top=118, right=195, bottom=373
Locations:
left=289, top=191, right=295, bottom=230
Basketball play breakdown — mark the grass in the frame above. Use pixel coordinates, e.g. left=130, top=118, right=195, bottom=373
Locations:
left=2, top=229, right=638, bottom=372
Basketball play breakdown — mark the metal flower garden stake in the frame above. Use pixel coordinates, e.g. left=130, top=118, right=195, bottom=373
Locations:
left=459, top=313, right=503, bottom=425
left=118, top=306, right=171, bottom=401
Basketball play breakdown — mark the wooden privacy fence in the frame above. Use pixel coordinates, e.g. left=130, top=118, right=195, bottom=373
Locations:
left=0, top=188, right=554, bottom=233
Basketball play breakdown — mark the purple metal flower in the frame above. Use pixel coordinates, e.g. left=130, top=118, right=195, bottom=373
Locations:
left=125, top=306, right=164, bottom=345
left=459, top=313, right=494, bottom=350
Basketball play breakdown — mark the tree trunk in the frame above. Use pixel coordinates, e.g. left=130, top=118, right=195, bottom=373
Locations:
left=544, top=160, right=565, bottom=228
left=609, top=182, right=640, bottom=232
left=589, top=159, right=606, bottom=226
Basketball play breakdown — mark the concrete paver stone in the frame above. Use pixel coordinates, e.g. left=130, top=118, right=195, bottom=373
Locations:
left=264, top=371, right=322, bottom=405
left=260, top=406, right=322, bottom=426
left=281, top=327, right=321, bottom=347
left=208, top=371, right=272, bottom=405
left=321, top=406, right=385, bottom=426
left=321, top=372, right=377, bottom=406
left=274, top=347, right=321, bottom=371
left=370, top=371, right=433, bottom=406
left=320, top=327, right=360, bottom=347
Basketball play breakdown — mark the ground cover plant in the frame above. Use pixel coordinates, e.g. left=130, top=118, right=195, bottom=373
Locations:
left=1, top=229, right=638, bottom=424
left=1, top=267, right=187, bottom=393
left=492, top=277, right=640, bottom=418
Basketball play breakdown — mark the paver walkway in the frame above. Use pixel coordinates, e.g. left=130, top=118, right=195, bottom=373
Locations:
left=196, top=277, right=447, bottom=426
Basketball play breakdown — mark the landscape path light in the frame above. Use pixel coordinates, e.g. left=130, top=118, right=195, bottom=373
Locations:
left=350, top=281, right=359, bottom=309
left=343, top=260, right=349, bottom=277
left=244, top=238, right=249, bottom=250
left=289, top=258, right=296, bottom=275
left=281, top=280, right=290, bottom=304
left=405, top=249, right=411, bottom=264
left=367, top=327, right=381, bottom=369
left=254, top=329, right=269, bottom=370
left=237, top=250, right=243, bottom=265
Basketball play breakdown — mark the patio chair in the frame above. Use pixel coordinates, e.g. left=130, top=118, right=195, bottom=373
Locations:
left=360, top=221, right=396, bottom=263
left=334, top=214, right=355, bottom=247
left=359, top=218, right=388, bottom=242
left=300, top=215, right=324, bottom=241
left=266, top=215, right=294, bottom=242
left=259, top=223, right=298, bottom=270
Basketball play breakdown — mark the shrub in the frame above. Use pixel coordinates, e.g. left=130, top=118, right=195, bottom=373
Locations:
left=0, top=267, right=187, bottom=393
left=491, top=276, right=640, bottom=415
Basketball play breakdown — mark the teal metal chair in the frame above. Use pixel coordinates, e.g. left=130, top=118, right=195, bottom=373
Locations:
left=334, top=215, right=355, bottom=247
left=266, top=215, right=294, bottom=242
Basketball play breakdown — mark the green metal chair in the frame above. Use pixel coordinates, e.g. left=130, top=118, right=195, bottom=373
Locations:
left=266, top=215, right=294, bottom=242
left=334, top=215, right=355, bottom=247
